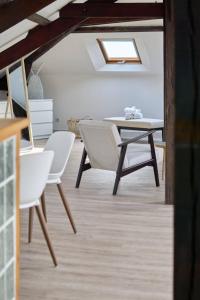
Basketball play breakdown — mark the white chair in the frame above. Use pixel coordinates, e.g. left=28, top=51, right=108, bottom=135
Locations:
left=38, top=131, right=76, bottom=234
left=76, top=120, right=160, bottom=195
left=20, top=151, right=57, bottom=266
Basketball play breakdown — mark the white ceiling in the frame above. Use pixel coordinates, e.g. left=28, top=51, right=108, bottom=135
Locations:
left=34, top=31, right=163, bottom=75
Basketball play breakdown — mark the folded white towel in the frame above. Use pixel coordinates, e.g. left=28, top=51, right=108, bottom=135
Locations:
left=124, top=106, right=143, bottom=119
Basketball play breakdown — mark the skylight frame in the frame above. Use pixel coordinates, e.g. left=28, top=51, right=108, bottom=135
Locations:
left=97, top=38, right=142, bottom=65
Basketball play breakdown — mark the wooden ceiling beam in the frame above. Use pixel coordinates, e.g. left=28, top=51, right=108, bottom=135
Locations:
left=0, top=17, right=87, bottom=70
left=0, top=0, right=119, bottom=85
left=88, top=0, right=117, bottom=2
left=23, top=0, right=119, bottom=75
left=0, top=0, right=56, bottom=33
left=61, top=3, right=164, bottom=19
left=0, top=0, right=119, bottom=74
left=75, top=25, right=163, bottom=33
left=82, top=17, right=158, bottom=26
left=28, top=13, right=50, bottom=26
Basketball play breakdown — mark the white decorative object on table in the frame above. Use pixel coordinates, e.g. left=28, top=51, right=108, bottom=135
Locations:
left=124, top=106, right=143, bottom=119
left=134, top=109, right=143, bottom=119
left=124, top=106, right=136, bottom=120
left=28, top=63, right=44, bottom=99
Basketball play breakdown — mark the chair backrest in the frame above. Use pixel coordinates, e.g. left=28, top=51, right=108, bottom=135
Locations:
left=79, top=120, right=128, bottom=171
left=44, top=131, right=75, bottom=177
left=20, top=151, right=54, bottom=203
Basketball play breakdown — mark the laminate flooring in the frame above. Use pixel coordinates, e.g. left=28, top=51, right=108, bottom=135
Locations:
left=20, top=140, right=173, bottom=300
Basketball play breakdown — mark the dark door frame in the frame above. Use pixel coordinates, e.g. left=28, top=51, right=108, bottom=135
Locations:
left=165, top=0, right=200, bottom=299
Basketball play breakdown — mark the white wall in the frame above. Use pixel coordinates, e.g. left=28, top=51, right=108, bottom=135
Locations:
left=35, top=32, right=164, bottom=134
left=41, top=73, right=163, bottom=131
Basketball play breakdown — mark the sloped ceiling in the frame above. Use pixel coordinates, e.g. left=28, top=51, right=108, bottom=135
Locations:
left=0, top=0, right=163, bottom=53
left=0, top=0, right=163, bottom=77
left=33, top=31, right=163, bottom=75
left=0, top=0, right=72, bottom=52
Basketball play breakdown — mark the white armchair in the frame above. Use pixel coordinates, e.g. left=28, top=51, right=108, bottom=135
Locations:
left=76, top=120, right=159, bottom=195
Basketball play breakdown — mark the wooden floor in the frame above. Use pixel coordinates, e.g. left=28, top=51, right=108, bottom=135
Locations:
left=20, top=140, right=173, bottom=300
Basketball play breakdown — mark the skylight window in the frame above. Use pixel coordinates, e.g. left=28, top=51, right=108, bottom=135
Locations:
left=98, top=39, right=141, bottom=64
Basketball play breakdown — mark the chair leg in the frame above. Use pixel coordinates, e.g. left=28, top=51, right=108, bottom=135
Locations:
left=76, top=147, right=87, bottom=188
left=148, top=133, right=160, bottom=187
left=153, top=161, right=160, bottom=187
left=57, top=183, right=77, bottom=234
left=35, top=206, right=57, bottom=267
left=113, top=145, right=127, bottom=195
left=41, top=191, right=47, bottom=222
left=28, top=207, right=34, bottom=243
left=113, top=173, right=121, bottom=195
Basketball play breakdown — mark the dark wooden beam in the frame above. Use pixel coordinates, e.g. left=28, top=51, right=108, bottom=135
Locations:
left=0, top=0, right=56, bottom=33
left=0, top=0, right=118, bottom=77
left=82, top=17, right=158, bottom=26
left=28, top=13, right=50, bottom=26
left=164, top=0, right=175, bottom=206
left=0, top=17, right=87, bottom=70
left=174, top=0, right=200, bottom=299
left=0, top=0, right=119, bottom=86
left=75, top=25, right=163, bottom=33
left=61, top=3, right=164, bottom=19
left=24, top=1, right=121, bottom=74
left=89, top=0, right=117, bottom=2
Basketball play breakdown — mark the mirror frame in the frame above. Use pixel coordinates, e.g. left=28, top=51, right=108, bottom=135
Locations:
left=5, top=58, right=34, bottom=147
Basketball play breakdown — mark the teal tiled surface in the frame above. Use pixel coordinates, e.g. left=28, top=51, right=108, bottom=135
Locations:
left=0, top=137, right=16, bottom=300
left=0, top=187, right=4, bottom=226
left=0, top=143, right=4, bottom=183
left=5, top=181, right=14, bottom=221
left=6, top=139, right=14, bottom=179
left=0, top=273, right=5, bottom=300
left=6, top=263, right=14, bottom=300
left=0, top=230, right=4, bottom=272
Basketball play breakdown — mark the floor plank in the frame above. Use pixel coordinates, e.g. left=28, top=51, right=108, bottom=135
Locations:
left=20, top=140, right=173, bottom=300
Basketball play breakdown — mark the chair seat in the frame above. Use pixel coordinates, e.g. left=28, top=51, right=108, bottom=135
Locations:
left=20, top=198, right=40, bottom=210
left=47, top=173, right=61, bottom=184
left=126, top=143, right=151, bottom=167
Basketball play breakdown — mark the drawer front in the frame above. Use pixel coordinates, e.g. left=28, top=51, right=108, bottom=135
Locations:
left=32, top=123, right=53, bottom=137
left=30, top=111, right=53, bottom=124
left=29, top=100, right=53, bottom=112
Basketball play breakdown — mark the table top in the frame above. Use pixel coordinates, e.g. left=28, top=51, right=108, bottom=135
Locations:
left=104, top=117, right=164, bottom=129
left=0, top=118, right=29, bottom=141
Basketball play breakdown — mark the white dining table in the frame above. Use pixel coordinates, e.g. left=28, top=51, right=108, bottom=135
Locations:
left=104, top=117, right=164, bottom=140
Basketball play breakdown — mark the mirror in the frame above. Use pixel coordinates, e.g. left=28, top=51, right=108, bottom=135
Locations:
left=6, top=59, right=34, bottom=149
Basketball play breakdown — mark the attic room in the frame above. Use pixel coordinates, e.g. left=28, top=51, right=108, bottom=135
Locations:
left=33, top=29, right=163, bottom=134
left=0, top=1, right=199, bottom=300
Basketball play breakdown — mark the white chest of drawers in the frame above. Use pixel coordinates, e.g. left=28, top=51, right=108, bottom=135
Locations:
left=29, top=99, right=53, bottom=139
left=0, top=99, right=53, bottom=139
